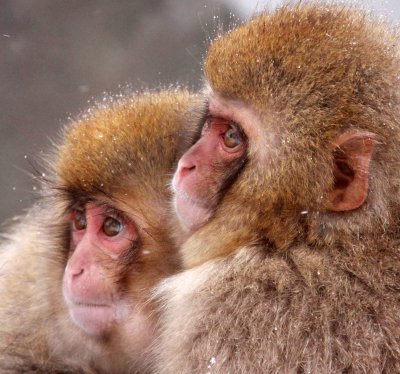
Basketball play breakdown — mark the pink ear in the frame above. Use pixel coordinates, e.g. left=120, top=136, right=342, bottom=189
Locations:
left=325, top=130, right=377, bottom=212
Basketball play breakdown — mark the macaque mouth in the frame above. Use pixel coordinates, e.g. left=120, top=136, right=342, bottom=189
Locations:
left=69, top=300, right=114, bottom=316
left=74, top=302, right=111, bottom=308
left=68, top=301, right=118, bottom=336
left=173, top=188, right=214, bottom=231
left=174, top=187, right=213, bottom=209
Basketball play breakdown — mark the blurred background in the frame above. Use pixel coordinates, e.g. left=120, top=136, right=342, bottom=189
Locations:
left=1, top=0, right=399, bottom=222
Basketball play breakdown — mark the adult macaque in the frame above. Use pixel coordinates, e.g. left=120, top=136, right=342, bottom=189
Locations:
left=0, top=90, right=197, bottom=373
left=155, top=4, right=400, bottom=373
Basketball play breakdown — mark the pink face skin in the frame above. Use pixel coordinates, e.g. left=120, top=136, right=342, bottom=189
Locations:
left=172, top=109, right=247, bottom=232
left=62, top=203, right=138, bottom=337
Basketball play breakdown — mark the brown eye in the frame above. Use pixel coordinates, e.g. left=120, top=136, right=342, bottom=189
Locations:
left=223, top=127, right=242, bottom=148
left=103, top=217, right=123, bottom=237
left=73, top=210, right=87, bottom=231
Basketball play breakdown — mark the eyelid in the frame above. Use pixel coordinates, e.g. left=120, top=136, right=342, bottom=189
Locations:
left=69, top=206, right=85, bottom=220
left=203, top=116, right=228, bottom=133
left=206, top=116, right=242, bottom=130
left=103, top=206, right=125, bottom=222
left=207, top=117, right=246, bottom=141
left=101, top=205, right=138, bottom=231
left=229, top=121, right=246, bottom=138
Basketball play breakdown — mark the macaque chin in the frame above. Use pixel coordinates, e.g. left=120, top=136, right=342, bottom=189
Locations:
left=62, top=201, right=140, bottom=337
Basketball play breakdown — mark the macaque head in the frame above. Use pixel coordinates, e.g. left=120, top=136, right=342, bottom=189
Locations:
left=173, top=4, right=400, bottom=266
left=56, top=90, right=197, bottom=342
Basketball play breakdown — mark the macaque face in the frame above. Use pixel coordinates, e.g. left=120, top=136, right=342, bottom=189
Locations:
left=173, top=89, right=376, bottom=235
left=62, top=202, right=139, bottom=337
left=173, top=98, right=247, bottom=231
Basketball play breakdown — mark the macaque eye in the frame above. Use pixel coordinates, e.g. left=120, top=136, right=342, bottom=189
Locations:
left=223, top=126, right=242, bottom=148
left=103, top=217, right=123, bottom=237
left=73, top=210, right=87, bottom=231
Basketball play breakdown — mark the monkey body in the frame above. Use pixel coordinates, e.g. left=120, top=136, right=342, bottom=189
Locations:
left=0, top=90, right=198, bottom=372
left=156, top=4, right=400, bottom=373
left=157, top=239, right=400, bottom=373
left=0, top=202, right=95, bottom=373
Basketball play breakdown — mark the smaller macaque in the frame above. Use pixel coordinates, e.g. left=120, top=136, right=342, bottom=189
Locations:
left=0, top=90, right=198, bottom=373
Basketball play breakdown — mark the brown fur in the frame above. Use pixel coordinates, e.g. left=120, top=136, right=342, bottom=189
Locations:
left=155, top=4, right=400, bottom=373
left=0, top=90, right=199, bottom=372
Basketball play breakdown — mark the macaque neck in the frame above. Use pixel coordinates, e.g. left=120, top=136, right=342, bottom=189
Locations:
left=181, top=222, right=256, bottom=268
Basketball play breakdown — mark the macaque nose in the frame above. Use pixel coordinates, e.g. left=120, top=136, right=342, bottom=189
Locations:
left=178, top=163, right=195, bottom=179
left=67, top=263, right=85, bottom=278
left=71, top=268, right=84, bottom=277
left=66, top=245, right=89, bottom=279
left=176, top=155, right=197, bottom=182
left=174, top=139, right=208, bottom=189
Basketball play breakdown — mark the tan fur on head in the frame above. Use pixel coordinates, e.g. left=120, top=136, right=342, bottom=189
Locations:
left=57, top=90, right=201, bottom=246
left=198, top=3, right=400, bottom=256
left=58, top=90, right=195, bottom=196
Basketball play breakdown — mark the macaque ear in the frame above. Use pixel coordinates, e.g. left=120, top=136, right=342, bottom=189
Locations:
left=325, top=130, right=377, bottom=212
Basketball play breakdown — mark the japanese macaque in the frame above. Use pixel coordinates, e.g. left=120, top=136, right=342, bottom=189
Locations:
left=0, top=90, right=197, bottom=373
left=155, top=4, right=400, bottom=373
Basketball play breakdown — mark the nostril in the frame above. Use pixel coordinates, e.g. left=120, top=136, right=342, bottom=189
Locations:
left=71, top=268, right=84, bottom=277
left=179, top=165, right=196, bottom=179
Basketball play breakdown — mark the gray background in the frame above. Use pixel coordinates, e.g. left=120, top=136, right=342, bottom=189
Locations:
left=1, top=0, right=399, bottom=223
